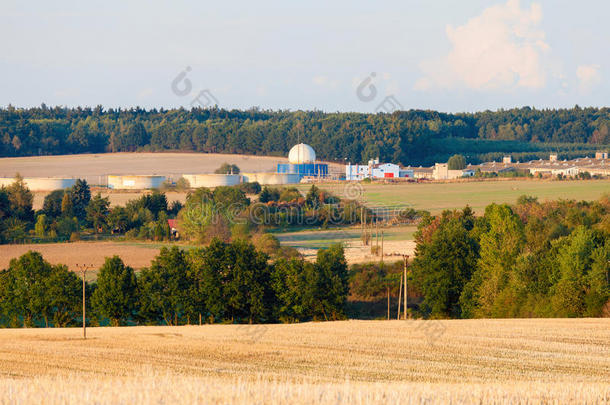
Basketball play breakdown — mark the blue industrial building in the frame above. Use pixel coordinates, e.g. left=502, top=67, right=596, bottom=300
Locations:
left=278, top=143, right=328, bottom=179
left=277, top=163, right=328, bottom=177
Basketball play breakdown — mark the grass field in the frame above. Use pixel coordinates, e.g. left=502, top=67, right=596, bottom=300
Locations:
left=298, top=179, right=610, bottom=214
left=0, top=319, right=608, bottom=403
left=275, top=225, right=416, bottom=262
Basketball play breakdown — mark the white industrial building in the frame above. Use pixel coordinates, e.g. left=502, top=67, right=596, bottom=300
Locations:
left=345, top=159, right=407, bottom=180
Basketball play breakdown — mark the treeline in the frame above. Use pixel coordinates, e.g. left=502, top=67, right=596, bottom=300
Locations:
left=0, top=176, right=183, bottom=244
left=2, top=173, right=369, bottom=246
left=0, top=241, right=348, bottom=327
left=1, top=105, right=609, bottom=166
left=411, top=197, right=610, bottom=318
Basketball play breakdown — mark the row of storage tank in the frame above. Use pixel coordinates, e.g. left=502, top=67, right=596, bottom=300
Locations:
left=0, top=173, right=301, bottom=191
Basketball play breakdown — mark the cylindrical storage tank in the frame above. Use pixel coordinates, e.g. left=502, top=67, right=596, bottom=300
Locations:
left=107, top=175, right=166, bottom=189
left=241, top=172, right=300, bottom=185
left=182, top=174, right=241, bottom=188
left=0, top=177, right=76, bottom=191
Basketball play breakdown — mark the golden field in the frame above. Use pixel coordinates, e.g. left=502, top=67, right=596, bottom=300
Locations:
left=0, top=241, right=164, bottom=274
left=0, top=319, right=608, bottom=404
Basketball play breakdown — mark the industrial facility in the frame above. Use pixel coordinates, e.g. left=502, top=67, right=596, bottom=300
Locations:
left=277, top=143, right=328, bottom=179
left=346, top=159, right=412, bottom=181
left=182, top=174, right=241, bottom=188
left=107, top=175, right=166, bottom=190
left=0, top=177, right=76, bottom=191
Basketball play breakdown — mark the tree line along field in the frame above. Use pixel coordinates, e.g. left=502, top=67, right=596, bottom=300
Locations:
left=0, top=319, right=608, bottom=404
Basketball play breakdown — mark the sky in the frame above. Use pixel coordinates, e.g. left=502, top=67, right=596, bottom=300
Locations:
left=0, top=0, right=608, bottom=113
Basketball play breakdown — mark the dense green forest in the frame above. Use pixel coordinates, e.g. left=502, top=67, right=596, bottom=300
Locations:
left=1, top=105, right=609, bottom=165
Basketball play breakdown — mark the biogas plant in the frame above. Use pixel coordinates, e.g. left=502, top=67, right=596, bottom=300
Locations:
left=110, top=143, right=328, bottom=190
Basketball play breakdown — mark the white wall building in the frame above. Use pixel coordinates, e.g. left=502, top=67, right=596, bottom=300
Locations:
left=346, top=159, right=405, bottom=180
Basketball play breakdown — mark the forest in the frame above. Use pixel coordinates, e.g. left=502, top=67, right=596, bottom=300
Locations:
left=1, top=105, right=609, bottom=166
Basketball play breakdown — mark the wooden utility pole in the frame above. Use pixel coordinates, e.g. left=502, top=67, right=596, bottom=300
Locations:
left=380, top=230, right=384, bottom=263
left=76, top=264, right=93, bottom=340
left=396, top=273, right=402, bottom=320
left=403, top=255, right=409, bottom=320
left=199, top=313, right=202, bottom=326
left=375, top=221, right=379, bottom=254
left=386, top=286, right=390, bottom=320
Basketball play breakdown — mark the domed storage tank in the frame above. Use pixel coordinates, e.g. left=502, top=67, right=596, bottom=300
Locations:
left=107, top=175, right=166, bottom=189
left=288, top=143, right=316, bottom=164
left=241, top=172, right=300, bottom=185
left=0, top=177, right=76, bottom=191
left=182, top=174, right=241, bottom=188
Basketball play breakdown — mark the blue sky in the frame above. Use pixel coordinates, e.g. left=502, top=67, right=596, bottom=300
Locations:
left=1, top=0, right=607, bottom=112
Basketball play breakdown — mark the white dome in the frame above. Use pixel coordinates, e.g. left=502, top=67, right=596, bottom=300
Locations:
left=288, top=143, right=316, bottom=164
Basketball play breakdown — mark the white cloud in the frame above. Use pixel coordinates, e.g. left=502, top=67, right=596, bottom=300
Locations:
left=415, top=0, right=549, bottom=91
left=576, top=64, right=601, bottom=93
left=312, top=75, right=339, bottom=89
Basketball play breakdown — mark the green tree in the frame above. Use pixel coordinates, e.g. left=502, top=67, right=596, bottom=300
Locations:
left=447, top=154, right=466, bottom=170
left=6, top=174, right=34, bottom=223
left=86, top=193, right=110, bottom=232
left=91, top=256, right=138, bottom=326
left=61, top=191, right=73, bottom=217
left=412, top=208, right=478, bottom=318
left=270, top=258, right=314, bottom=322
left=34, top=214, right=47, bottom=237
left=107, top=206, right=130, bottom=233
left=4, top=251, right=53, bottom=327
left=71, top=179, right=91, bottom=221
left=223, top=239, right=272, bottom=323
left=214, top=162, right=240, bottom=174
left=42, top=189, right=65, bottom=219
left=137, top=247, right=190, bottom=325
left=464, top=204, right=525, bottom=318
left=44, top=264, right=81, bottom=327
left=311, top=244, right=349, bottom=320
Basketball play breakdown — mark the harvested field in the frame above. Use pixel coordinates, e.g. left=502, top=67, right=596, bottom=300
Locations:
left=0, top=319, right=608, bottom=404
left=0, top=152, right=343, bottom=186
left=0, top=241, right=171, bottom=275
left=33, top=190, right=188, bottom=210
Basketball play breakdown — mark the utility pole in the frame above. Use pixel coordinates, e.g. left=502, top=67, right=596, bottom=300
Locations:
left=396, top=272, right=402, bottom=320
left=76, top=264, right=93, bottom=340
left=387, top=286, right=390, bottom=320
left=380, top=230, right=384, bottom=263
left=375, top=221, right=379, bottom=255
left=403, top=255, right=409, bottom=320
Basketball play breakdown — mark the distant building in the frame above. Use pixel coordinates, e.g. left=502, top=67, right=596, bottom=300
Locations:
left=345, top=159, right=405, bottom=180
left=503, top=155, right=512, bottom=164
left=595, top=151, right=608, bottom=160
left=432, top=163, right=468, bottom=180
left=549, top=154, right=558, bottom=162
left=277, top=143, right=328, bottom=179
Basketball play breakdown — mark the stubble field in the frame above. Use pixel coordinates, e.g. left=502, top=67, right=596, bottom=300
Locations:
left=0, top=319, right=608, bottom=404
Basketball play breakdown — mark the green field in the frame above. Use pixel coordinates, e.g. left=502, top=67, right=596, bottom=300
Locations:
left=274, top=226, right=416, bottom=250
left=297, top=179, right=610, bottom=215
